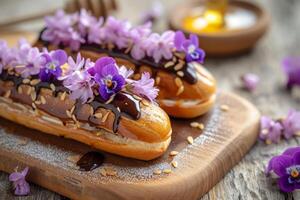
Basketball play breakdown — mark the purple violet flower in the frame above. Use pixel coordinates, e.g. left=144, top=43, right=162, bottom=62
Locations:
left=118, top=65, right=134, bottom=80
left=39, top=50, right=67, bottom=82
left=131, top=72, right=158, bottom=102
left=281, top=110, right=300, bottom=139
left=9, top=167, right=30, bottom=196
left=14, top=40, right=43, bottom=78
left=89, top=57, right=125, bottom=101
left=241, top=73, right=260, bottom=92
left=174, top=31, right=205, bottom=63
left=145, top=31, right=175, bottom=63
left=266, top=147, right=300, bottom=192
left=282, top=57, right=300, bottom=89
left=259, top=116, right=283, bottom=144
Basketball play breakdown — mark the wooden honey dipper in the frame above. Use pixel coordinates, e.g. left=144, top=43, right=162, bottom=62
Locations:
left=0, top=0, right=117, bottom=28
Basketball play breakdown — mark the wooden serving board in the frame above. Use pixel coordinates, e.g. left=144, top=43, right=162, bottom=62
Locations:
left=0, top=92, right=260, bottom=200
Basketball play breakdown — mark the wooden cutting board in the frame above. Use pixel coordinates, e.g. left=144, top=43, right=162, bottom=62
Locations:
left=0, top=92, right=260, bottom=200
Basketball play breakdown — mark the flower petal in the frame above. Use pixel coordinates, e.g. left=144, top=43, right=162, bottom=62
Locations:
left=283, top=147, right=300, bottom=157
left=112, top=74, right=125, bottom=92
left=278, top=176, right=296, bottom=192
left=51, top=50, right=67, bottom=65
left=174, top=31, right=185, bottom=50
left=271, top=155, right=293, bottom=176
left=189, top=34, right=199, bottom=47
left=292, top=151, right=300, bottom=165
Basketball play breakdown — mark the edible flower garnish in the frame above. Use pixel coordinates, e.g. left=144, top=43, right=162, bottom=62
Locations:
left=0, top=39, right=159, bottom=104
left=0, top=40, right=15, bottom=74
left=282, top=57, right=300, bottom=89
left=266, top=147, right=300, bottom=192
left=41, top=10, right=205, bottom=65
left=39, top=49, right=67, bottom=81
left=14, top=40, right=43, bottom=78
left=259, top=116, right=283, bottom=144
left=174, top=31, right=205, bottom=63
left=281, top=110, right=300, bottom=139
left=131, top=72, right=159, bottom=102
left=240, top=73, right=260, bottom=92
left=259, top=110, right=300, bottom=144
left=9, top=167, right=30, bottom=196
left=88, top=57, right=125, bottom=101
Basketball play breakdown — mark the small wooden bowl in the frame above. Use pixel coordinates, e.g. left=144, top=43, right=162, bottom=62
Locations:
left=168, top=0, right=271, bottom=56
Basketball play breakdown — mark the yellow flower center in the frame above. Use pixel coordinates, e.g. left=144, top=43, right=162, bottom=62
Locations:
left=291, top=169, right=299, bottom=178
left=105, top=79, right=113, bottom=88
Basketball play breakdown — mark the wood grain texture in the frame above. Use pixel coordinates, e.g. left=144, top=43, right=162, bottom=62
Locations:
left=0, top=92, right=259, bottom=200
left=0, top=0, right=300, bottom=199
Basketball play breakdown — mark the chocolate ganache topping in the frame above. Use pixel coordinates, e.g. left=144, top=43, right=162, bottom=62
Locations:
left=0, top=71, right=141, bottom=133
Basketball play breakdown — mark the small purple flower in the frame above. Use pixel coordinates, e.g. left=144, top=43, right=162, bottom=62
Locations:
left=89, top=57, right=125, bottom=101
left=104, top=17, right=132, bottom=49
left=281, top=110, right=300, bottom=139
left=259, top=116, right=283, bottom=144
left=65, top=69, right=95, bottom=104
left=87, top=18, right=105, bottom=44
left=39, top=50, right=67, bottom=81
left=130, top=22, right=152, bottom=60
left=174, top=31, right=205, bottom=63
left=14, top=40, right=43, bottom=78
left=282, top=57, right=300, bottom=89
left=9, top=167, right=30, bottom=196
left=131, top=72, right=158, bottom=102
left=0, top=40, right=15, bottom=73
left=145, top=31, right=175, bottom=63
left=42, top=10, right=84, bottom=51
left=266, top=147, right=300, bottom=192
left=241, top=73, right=260, bottom=92
left=118, top=65, right=134, bottom=80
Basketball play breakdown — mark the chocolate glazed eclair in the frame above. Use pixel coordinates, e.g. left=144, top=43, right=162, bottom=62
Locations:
left=35, top=10, right=217, bottom=118
left=0, top=43, right=171, bottom=161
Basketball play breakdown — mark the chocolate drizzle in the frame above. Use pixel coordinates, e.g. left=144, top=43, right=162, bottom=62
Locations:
left=0, top=71, right=141, bottom=133
left=76, top=151, right=105, bottom=171
left=37, top=31, right=198, bottom=84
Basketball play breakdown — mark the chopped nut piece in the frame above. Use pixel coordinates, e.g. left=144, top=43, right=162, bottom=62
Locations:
left=133, top=94, right=142, bottom=100
left=40, top=96, right=46, bottom=104
left=60, top=92, right=67, bottom=101
left=155, top=76, right=161, bottom=85
left=100, top=168, right=107, bottom=176
left=66, top=155, right=81, bottom=163
left=4, top=90, right=11, bottom=98
left=71, top=114, right=77, bottom=122
left=105, top=167, right=117, bottom=176
left=66, top=110, right=72, bottom=118
left=153, top=169, right=162, bottom=175
left=163, top=169, right=172, bottom=174
left=17, top=139, right=29, bottom=146
left=220, top=104, right=229, bottom=111
left=70, top=106, right=76, bottom=114
left=101, top=112, right=109, bottom=123
left=30, top=79, right=40, bottom=85
left=22, top=79, right=30, bottom=84
left=169, top=151, right=179, bottom=156
left=177, top=71, right=184, bottom=77
left=26, top=87, right=32, bottom=95
left=31, top=91, right=37, bottom=101
left=174, top=62, right=184, bottom=71
left=32, top=103, right=37, bottom=109
left=94, top=113, right=103, bottom=119
left=176, top=86, right=184, bottom=96
left=171, top=161, right=178, bottom=168
left=164, top=61, right=174, bottom=68
left=187, top=136, right=194, bottom=144
left=190, top=122, right=204, bottom=130
left=35, top=101, right=41, bottom=105
left=17, top=86, right=23, bottom=94
left=174, top=52, right=185, bottom=60
left=50, top=83, right=56, bottom=91
left=175, top=77, right=183, bottom=87
left=141, top=99, right=150, bottom=106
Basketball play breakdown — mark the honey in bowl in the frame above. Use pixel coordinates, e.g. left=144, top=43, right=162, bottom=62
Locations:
left=182, top=0, right=257, bottom=34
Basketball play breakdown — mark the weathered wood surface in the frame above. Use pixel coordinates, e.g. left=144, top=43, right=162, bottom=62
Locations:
left=0, top=0, right=300, bottom=199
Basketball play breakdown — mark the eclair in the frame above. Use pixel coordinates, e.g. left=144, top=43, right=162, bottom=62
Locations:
left=0, top=40, right=171, bottom=160
left=35, top=9, right=217, bottom=118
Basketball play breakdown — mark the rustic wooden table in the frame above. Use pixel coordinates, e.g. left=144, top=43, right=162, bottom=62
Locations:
left=0, top=0, right=300, bottom=199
